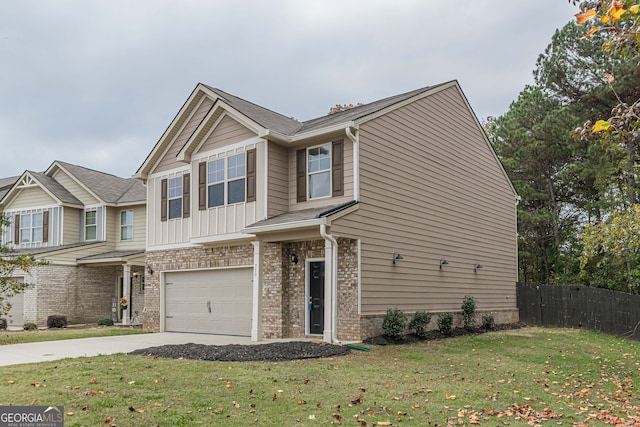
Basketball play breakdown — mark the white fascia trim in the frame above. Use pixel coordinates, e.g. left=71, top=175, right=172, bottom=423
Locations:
left=77, top=257, right=127, bottom=265
left=177, top=110, right=228, bottom=162
left=145, top=164, right=192, bottom=181
left=145, top=242, right=204, bottom=252
left=4, top=204, right=61, bottom=214
left=242, top=218, right=326, bottom=234
left=291, top=121, right=355, bottom=143
left=193, top=136, right=263, bottom=163
left=190, top=232, right=256, bottom=245
left=48, top=162, right=104, bottom=204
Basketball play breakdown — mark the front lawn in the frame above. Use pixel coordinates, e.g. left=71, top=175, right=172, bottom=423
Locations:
left=1, top=327, right=638, bottom=426
left=0, top=326, right=146, bottom=345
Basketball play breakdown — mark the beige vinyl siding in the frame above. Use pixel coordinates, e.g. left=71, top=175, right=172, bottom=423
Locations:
left=199, top=115, right=257, bottom=153
left=50, top=170, right=98, bottom=205
left=62, top=207, right=81, bottom=245
left=288, top=138, right=354, bottom=211
left=331, top=85, right=518, bottom=315
left=42, top=242, right=110, bottom=264
left=5, top=187, right=56, bottom=210
left=154, top=97, right=214, bottom=174
left=267, top=142, right=289, bottom=218
left=114, top=204, right=146, bottom=250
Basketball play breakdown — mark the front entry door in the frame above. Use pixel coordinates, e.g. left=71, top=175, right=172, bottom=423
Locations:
left=308, top=261, right=325, bottom=335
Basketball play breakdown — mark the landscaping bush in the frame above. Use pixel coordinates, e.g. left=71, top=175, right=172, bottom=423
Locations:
left=0, top=318, right=6, bottom=330
left=437, top=312, right=454, bottom=335
left=97, top=318, right=114, bottom=326
left=409, top=310, right=432, bottom=338
left=462, top=295, right=477, bottom=331
left=482, top=314, right=496, bottom=330
left=47, top=315, right=67, bottom=329
left=23, top=322, right=37, bottom=330
left=382, top=308, right=408, bottom=340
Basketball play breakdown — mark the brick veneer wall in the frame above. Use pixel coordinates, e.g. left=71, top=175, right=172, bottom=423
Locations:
left=261, top=238, right=360, bottom=341
left=23, top=264, right=118, bottom=327
left=143, top=245, right=254, bottom=332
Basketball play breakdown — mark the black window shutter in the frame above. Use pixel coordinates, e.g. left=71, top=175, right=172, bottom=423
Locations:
left=198, top=162, right=207, bottom=210
left=246, top=149, right=257, bottom=202
left=332, top=139, right=344, bottom=197
left=160, top=179, right=168, bottom=222
left=14, top=215, right=20, bottom=243
left=296, top=148, right=307, bottom=202
left=183, top=173, right=190, bottom=218
left=42, top=211, right=49, bottom=243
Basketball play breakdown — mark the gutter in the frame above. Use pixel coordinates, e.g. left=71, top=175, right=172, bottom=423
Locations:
left=345, top=126, right=359, bottom=201
left=320, top=223, right=339, bottom=344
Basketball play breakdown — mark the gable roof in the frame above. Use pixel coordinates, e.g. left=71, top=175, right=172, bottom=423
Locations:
left=0, top=176, right=18, bottom=200
left=136, top=81, right=456, bottom=178
left=50, top=161, right=145, bottom=204
left=1, top=161, right=145, bottom=210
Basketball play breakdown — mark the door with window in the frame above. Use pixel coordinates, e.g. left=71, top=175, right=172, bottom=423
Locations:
left=307, top=261, right=325, bottom=335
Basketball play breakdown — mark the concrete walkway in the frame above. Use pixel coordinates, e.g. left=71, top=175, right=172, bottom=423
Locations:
left=0, top=333, right=287, bottom=367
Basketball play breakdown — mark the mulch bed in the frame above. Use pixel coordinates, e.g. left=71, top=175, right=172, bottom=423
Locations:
left=128, top=324, right=525, bottom=362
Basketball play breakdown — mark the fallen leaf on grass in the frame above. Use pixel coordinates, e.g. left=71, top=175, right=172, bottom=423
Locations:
left=445, top=393, right=456, bottom=400
left=89, top=378, right=97, bottom=384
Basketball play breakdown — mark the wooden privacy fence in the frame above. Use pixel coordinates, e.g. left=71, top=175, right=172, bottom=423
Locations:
left=517, top=283, right=640, bottom=341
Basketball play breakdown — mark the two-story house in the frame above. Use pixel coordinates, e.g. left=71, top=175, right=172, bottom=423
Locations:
left=0, top=161, right=146, bottom=328
left=135, top=80, right=519, bottom=343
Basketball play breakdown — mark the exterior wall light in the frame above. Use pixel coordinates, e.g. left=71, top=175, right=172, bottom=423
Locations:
left=147, top=265, right=153, bottom=275
left=392, top=252, right=404, bottom=265
left=474, top=263, right=483, bottom=273
left=291, top=253, right=299, bottom=264
left=440, top=259, right=449, bottom=269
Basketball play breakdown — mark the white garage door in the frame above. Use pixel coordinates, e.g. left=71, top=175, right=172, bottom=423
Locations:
left=5, top=278, right=25, bottom=328
left=165, top=268, right=253, bottom=336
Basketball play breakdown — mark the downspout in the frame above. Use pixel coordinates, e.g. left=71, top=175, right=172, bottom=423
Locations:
left=320, top=223, right=339, bottom=344
left=345, top=126, right=359, bottom=201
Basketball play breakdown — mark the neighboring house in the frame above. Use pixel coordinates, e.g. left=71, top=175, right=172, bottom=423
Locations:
left=135, top=80, right=519, bottom=343
left=0, top=161, right=146, bottom=328
left=0, top=176, right=18, bottom=200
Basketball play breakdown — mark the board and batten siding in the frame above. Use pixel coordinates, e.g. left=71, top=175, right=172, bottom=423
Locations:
left=267, top=142, right=289, bottom=218
left=288, top=138, right=354, bottom=211
left=331, top=85, right=518, bottom=315
left=153, top=97, right=214, bottom=174
left=146, top=171, right=190, bottom=248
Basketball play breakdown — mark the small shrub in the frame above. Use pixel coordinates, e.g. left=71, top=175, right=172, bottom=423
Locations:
left=409, top=311, right=432, bottom=338
left=482, top=314, right=496, bottom=330
left=0, top=318, right=6, bottom=330
left=382, top=308, right=408, bottom=340
left=23, top=322, right=38, bottom=330
left=461, top=295, right=477, bottom=331
left=437, top=312, right=454, bottom=336
left=47, top=315, right=68, bottom=329
left=97, top=318, right=114, bottom=326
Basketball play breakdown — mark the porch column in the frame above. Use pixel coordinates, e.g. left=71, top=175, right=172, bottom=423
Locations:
left=323, top=239, right=334, bottom=343
left=251, top=241, right=264, bottom=341
left=122, top=264, right=130, bottom=325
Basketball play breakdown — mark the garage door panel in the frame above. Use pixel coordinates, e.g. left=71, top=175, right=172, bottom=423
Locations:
left=165, top=268, right=252, bottom=336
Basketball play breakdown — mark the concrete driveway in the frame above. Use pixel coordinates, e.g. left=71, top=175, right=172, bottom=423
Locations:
left=0, top=332, right=273, bottom=366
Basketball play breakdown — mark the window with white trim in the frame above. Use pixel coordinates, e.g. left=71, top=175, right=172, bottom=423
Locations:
left=308, top=143, right=331, bottom=199
left=85, top=209, right=97, bottom=241
left=207, top=153, right=246, bottom=207
left=120, top=210, right=133, bottom=241
left=168, top=177, right=183, bottom=219
left=20, top=212, right=43, bottom=243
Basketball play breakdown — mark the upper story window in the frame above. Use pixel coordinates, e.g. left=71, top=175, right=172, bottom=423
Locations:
left=85, top=209, right=97, bottom=241
left=297, top=140, right=344, bottom=203
left=207, top=153, right=246, bottom=207
left=168, top=177, right=183, bottom=219
left=160, top=174, right=190, bottom=222
left=308, top=144, right=331, bottom=199
left=198, top=149, right=256, bottom=211
left=20, top=212, right=43, bottom=243
left=120, top=210, right=133, bottom=240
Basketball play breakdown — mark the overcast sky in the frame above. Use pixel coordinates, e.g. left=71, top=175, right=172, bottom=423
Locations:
left=1, top=1, right=579, bottom=179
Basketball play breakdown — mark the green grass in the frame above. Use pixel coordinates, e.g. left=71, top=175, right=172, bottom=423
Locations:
left=1, top=327, right=639, bottom=426
left=0, top=326, right=146, bottom=345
